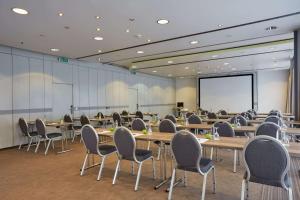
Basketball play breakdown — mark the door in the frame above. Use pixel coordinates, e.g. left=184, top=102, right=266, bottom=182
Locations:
left=52, top=83, right=73, bottom=120
left=128, top=88, right=138, bottom=113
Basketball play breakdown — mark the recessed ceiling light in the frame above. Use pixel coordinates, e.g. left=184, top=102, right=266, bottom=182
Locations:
left=265, top=26, right=277, bottom=31
left=147, top=39, right=151, bottom=42
left=157, top=19, right=169, bottom=25
left=197, top=71, right=202, bottom=74
left=167, top=60, right=173, bottom=64
left=137, top=50, right=144, bottom=54
left=94, top=36, right=103, bottom=41
left=168, top=74, right=172, bottom=77
left=212, top=55, right=219, bottom=58
left=218, top=24, right=223, bottom=27
left=58, top=12, right=63, bottom=17
left=190, top=40, right=198, bottom=45
left=95, top=16, right=101, bottom=19
left=185, top=67, right=189, bottom=69
left=96, top=28, right=100, bottom=31
left=98, top=50, right=102, bottom=53
left=136, top=34, right=143, bottom=38
left=152, top=70, right=157, bottom=73
left=50, top=48, right=59, bottom=52
left=132, top=65, right=137, bottom=69
left=126, top=29, right=130, bottom=33
left=12, top=8, right=29, bottom=15
left=224, top=62, right=229, bottom=65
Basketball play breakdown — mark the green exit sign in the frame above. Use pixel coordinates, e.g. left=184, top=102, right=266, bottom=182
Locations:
left=58, top=57, right=69, bottom=63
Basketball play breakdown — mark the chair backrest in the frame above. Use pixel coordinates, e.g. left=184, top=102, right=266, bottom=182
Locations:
left=135, top=111, right=144, bottom=119
left=19, top=118, right=29, bottom=136
left=243, top=135, right=290, bottom=189
left=35, top=118, right=46, bottom=138
left=121, top=110, right=128, bottom=115
left=64, top=114, right=73, bottom=130
left=185, top=112, right=194, bottom=119
left=247, top=109, right=257, bottom=116
left=80, top=115, right=90, bottom=126
left=114, top=127, right=136, bottom=161
left=219, top=110, right=227, bottom=115
left=81, top=124, right=100, bottom=155
left=255, top=122, right=281, bottom=139
left=201, top=110, right=208, bottom=115
left=265, top=116, right=283, bottom=127
left=131, top=118, right=146, bottom=131
left=230, top=115, right=248, bottom=126
left=207, top=112, right=217, bottom=119
left=268, top=110, right=282, bottom=118
left=165, top=114, right=176, bottom=123
left=171, top=130, right=203, bottom=173
left=96, top=112, right=104, bottom=118
left=213, top=121, right=235, bottom=137
left=112, top=112, right=122, bottom=126
left=159, top=119, right=176, bottom=133
left=188, top=114, right=202, bottom=124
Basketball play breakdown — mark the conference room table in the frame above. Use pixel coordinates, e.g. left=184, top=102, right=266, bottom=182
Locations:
left=199, top=114, right=295, bottom=120
left=95, top=128, right=300, bottom=191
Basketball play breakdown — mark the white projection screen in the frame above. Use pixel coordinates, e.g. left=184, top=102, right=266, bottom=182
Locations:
left=199, top=75, right=253, bottom=113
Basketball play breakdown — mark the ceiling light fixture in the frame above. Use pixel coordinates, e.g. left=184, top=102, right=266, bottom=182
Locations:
left=96, top=28, right=100, bottom=31
left=94, top=36, right=103, bottom=41
left=224, top=62, right=229, bottom=65
left=167, top=60, right=173, bottom=64
left=152, top=70, right=157, bottom=73
left=12, top=7, right=29, bottom=15
left=157, top=19, right=169, bottom=25
left=132, top=65, right=137, bottom=69
left=265, top=26, right=277, bottom=31
left=137, top=50, right=144, bottom=54
left=95, top=16, right=100, bottom=19
left=98, top=50, right=102, bottom=53
left=212, top=55, right=219, bottom=58
left=218, top=24, right=223, bottom=27
left=168, top=74, right=172, bottom=77
left=50, top=48, right=60, bottom=52
left=147, top=39, right=151, bottom=42
left=58, top=12, right=63, bottom=16
left=190, top=40, right=198, bottom=45
left=197, top=71, right=202, bottom=74
left=185, top=67, right=189, bottom=69
left=126, top=29, right=130, bottom=33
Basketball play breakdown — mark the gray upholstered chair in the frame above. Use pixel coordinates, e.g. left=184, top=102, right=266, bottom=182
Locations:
left=241, top=135, right=292, bottom=200
left=165, top=114, right=176, bottom=123
left=112, top=112, right=123, bottom=126
left=185, top=112, right=194, bottom=119
left=80, top=125, right=116, bottom=180
left=64, top=114, right=82, bottom=142
left=35, top=118, right=63, bottom=155
left=188, top=114, right=202, bottom=134
left=135, top=111, right=144, bottom=120
left=268, top=110, right=282, bottom=118
left=131, top=118, right=146, bottom=131
left=207, top=112, right=217, bottom=119
left=264, top=116, right=283, bottom=127
left=80, top=114, right=90, bottom=126
left=201, top=110, right=208, bottom=115
left=112, top=127, right=155, bottom=191
left=230, top=115, right=248, bottom=137
left=219, top=110, right=227, bottom=115
left=169, top=130, right=216, bottom=200
left=155, top=119, right=177, bottom=160
left=255, top=122, right=281, bottom=139
left=18, top=118, right=39, bottom=151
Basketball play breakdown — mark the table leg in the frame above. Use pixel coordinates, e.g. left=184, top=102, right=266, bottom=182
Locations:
left=154, top=143, right=171, bottom=189
left=57, top=130, right=72, bottom=154
left=233, top=149, right=237, bottom=173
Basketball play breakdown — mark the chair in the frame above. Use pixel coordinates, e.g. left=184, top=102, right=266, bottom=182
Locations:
left=264, top=116, right=283, bottom=127
left=154, top=119, right=177, bottom=160
left=112, top=112, right=122, bottom=126
left=185, top=112, right=194, bottom=119
left=18, top=118, right=39, bottom=151
left=80, top=125, right=116, bottom=180
left=255, top=122, right=281, bottom=139
left=247, top=109, right=257, bottom=116
left=207, top=112, right=217, bottom=119
left=168, top=130, right=216, bottom=200
left=219, top=110, right=227, bottom=115
left=230, top=115, right=248, bottom=137
left=135, top=111, right=144, bottom=120
left=165, top=114, right=176, bottom=123
left=131, top=118, right=146, bottom=131
left=80, top=115, right=90, bottom=126
left=35, top=118, right=63, bottom=155
left=64, top=114, right=81, bottom=142
left=201, top=110, right=208, bottom=115
left=121, top=110, right=131, bottom=124
left=241, top=135, right=292, bottom=200
left=112, top=127, right=156, bottom=191
left=188, top=114, right=202, bottom=134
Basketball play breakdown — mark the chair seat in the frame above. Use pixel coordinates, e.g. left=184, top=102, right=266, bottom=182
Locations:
left=135, top=149, right=152, bottom=162
left=28, top=131, right=38, bottom=137
left=98, top=144, right=116, bottom=155
left=73, top=126, right=82, bottom=130
left=46, top=132, right=62, bottom=139
left=244, top=172, right=291, bottom=188
left=178, top=158, right=213, bottom=173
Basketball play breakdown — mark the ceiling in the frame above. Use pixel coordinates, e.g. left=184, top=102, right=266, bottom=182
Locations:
left=0, top=0, right=299, bottom=77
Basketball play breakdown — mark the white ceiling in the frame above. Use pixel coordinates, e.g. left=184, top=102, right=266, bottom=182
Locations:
left=0, top=0, right=299, bottom=77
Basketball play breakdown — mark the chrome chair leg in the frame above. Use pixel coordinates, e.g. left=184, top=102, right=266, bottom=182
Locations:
left=131, top=161, right=135, bottom=175
left=288, top=187, right=293, bottom=200
left=183, top=171, right=187, bottom=187
left=27, top=137, right=33, bottom=151
left=45, top=139, right=52, bottom=155
left=35, top=138, right=41, bottom=153
left=241, top=179, right=246, bottom=200
left=97, top=156, right=106, bottom=181
left=80, top=154, right=89, bottom=176
left=157, top=145, right=161, bottom=160
left=134, top=162, right=143, bottom=191
left=168, top=168, right=176, bottom=200
left=112, top=159, right=121, bottom=185
left=201, top=173, right=207, bottom=200
left=212, top=167, right=216, bottom=193
left=152, top=157, right=156, bottom=179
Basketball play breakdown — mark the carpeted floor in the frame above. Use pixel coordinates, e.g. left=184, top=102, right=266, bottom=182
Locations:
left=0, top=140, right=299, bottom=200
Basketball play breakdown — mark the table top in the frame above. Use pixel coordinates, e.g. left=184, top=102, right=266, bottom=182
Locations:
left=95, top=128, right=300, bottom=157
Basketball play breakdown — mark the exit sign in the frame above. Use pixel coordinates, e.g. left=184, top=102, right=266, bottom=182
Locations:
left=58, top=57, right=69, bottom=63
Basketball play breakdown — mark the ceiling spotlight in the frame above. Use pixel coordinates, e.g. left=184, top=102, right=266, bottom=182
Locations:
left=98, top=50, right=102, bottom=53
left=190, top=40, right=198, bottom=45
left=96, top=28, right=100, bottom=31
left=95, top=16, right=101, bottom=19
left=147, top=39, right=151, bottom=42
left=135, top=34, right=143, bottom=38
left=265, top=26, right=277, bottom=31
left=185, top=67, right=189, bottom=69
left=137, top=50, right=144, bottom=54
left=152, top=70, right=157, bottom=73
left=94, top=36, right=103, bottom=41
left=12, top=8, right=29, bottom=15
left=167, top=60, right=173, bottom=64
left=212, top=55, right=219, bottom=58
left=126, top=29, right=130, bottom=33
left=50, top=48, right=60, bottom=52
left=132, top=65, right=137, bottom=69
left=224, top=62, right=229, bottom=65
left=157, top=19, right=169, bottom=25
left=58, top=12, right=63, bottom=16
left=218, top=24, right=223, bottom=27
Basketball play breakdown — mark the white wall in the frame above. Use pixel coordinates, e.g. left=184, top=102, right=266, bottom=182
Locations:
left=0, top=45, right=175, bottom=149
left=175, top=78, right=197, bottom=111
left=257, top=69, right=288, bottom=113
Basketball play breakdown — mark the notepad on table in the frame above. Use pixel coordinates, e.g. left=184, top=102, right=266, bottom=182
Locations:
left=197, top=138, right=208, bottom=144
